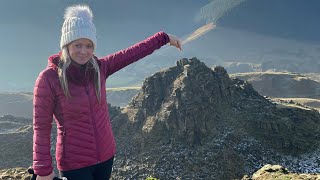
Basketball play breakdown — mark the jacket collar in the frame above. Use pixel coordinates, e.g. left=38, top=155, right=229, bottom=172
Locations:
left=48, top=53, right=96, bottom=86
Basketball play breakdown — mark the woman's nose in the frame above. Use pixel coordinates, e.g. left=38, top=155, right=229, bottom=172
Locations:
left=80, top=47, right=87, bottom=54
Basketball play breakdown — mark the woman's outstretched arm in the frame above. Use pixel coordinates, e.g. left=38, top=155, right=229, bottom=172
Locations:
left=100, top=31, right=181, bottom=78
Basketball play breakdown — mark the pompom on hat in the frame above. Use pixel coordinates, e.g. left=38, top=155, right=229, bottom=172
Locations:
left=60, top=4, right=97, bottom=49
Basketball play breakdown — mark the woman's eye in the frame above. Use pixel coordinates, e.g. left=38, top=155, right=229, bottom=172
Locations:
left=87, top=45, right=93, bottom=49
left=75, top=44, right=81, bottom=48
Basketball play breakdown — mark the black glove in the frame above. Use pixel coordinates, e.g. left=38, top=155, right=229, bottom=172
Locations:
left=27, top=167, right=64, bottom=180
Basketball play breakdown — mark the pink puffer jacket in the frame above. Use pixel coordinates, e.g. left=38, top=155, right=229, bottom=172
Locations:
left=33, top=32, right=169, bottom=176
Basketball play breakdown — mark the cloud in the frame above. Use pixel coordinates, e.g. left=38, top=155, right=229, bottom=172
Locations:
left=196, top=0, right=247, bottom=24
left=181, top=23, right=216, bottom=45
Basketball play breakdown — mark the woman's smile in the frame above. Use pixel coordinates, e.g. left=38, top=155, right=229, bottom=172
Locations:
left=67, top=38, right=94, bottom=65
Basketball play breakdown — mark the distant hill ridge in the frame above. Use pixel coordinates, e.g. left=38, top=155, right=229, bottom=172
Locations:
left=231, top=72, right=320, bottom=99
left=0, top=93, right=32, bottom=118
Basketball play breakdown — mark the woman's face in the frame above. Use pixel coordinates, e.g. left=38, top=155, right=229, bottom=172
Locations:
left=67, top=38, right=94, bottom=65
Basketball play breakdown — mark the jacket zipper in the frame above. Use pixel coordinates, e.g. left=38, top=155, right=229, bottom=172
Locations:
left=85, top=85, right=100, bottom=164
left=62, top=127, right=66, bottom=165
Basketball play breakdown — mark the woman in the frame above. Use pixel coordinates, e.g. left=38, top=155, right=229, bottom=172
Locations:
left=33, top=4, right=181, bottom=180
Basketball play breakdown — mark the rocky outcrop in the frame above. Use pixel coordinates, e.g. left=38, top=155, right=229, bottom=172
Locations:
left=114, top=58, right=320, bottom=153
left=111, top=57, right=320, bottom=179
left=242, top=164, right=320, bottom=180
left=0, top=168, right=32, bottom=180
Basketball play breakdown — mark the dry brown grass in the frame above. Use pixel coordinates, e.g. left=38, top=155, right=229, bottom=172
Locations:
left=106, top=86, right=141, bottom=91
left=273, top=98, right=320, bottom=111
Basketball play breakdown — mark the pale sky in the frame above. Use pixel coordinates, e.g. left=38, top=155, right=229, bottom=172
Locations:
left=0, top=0, right=208, bottom=91
left=0, top=0, right=319, bottom=92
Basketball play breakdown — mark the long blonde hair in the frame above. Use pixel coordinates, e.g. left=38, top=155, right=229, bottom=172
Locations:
left=58, top=47, right=101, bottom=102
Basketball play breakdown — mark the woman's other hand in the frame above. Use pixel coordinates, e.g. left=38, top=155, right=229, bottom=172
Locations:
left=36, top=172, right=56, bottom=180
left=168, top=34, right=182, bottom=51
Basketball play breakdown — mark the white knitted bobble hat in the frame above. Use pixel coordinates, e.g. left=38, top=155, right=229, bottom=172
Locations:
left=60, top=5, right=97, bottom=49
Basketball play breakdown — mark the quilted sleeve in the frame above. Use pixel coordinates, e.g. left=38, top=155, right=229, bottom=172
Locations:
left=32, top=70, right=55, bottom=176
left=99, top=31, right=170, bottom=78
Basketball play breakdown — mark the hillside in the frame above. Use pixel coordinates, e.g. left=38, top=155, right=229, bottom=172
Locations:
left=110, top=58, right=320, bottom=179
left=0, top=115, right=33, bottom=169
left=107, top=87, right=140, bottom=107
left=0, top=93, right=32, bottom=118
left=272, top=98, right=320, bottom=112
left=231, top=72, right=320, bottom=99
left=0, top=104, right=121, bottom=173
left=303, top=73, right=320, bottom=83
